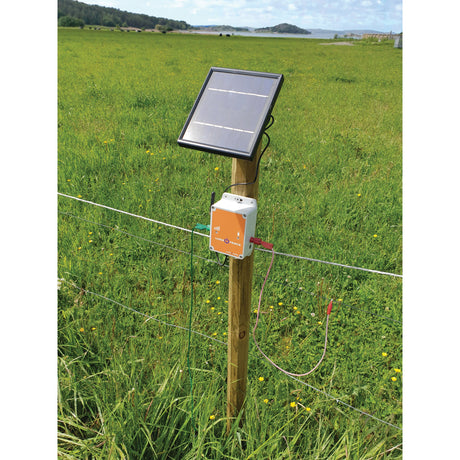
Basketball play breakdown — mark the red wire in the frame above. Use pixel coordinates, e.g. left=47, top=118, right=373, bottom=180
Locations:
left=252, top=247, right=333, bottom=378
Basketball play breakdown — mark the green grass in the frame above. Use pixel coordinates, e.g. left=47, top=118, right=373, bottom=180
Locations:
left=58, top=29, right=402, bottom=459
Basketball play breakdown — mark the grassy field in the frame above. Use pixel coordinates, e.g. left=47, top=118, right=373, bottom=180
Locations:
left=58, top=28, right=402, bottom=459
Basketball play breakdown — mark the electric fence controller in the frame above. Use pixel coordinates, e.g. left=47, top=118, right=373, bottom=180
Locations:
left=210, top=193, right=257, bottom=259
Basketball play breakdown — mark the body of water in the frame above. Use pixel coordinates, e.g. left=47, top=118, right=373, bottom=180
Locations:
left=192, top=30, right=362, bottom=39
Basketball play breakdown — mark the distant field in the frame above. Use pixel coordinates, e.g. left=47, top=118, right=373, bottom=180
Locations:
left=58, top=29, right=402, bottom=459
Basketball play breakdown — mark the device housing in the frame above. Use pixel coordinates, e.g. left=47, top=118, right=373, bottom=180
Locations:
left=210, top=193, right=257, bottom=259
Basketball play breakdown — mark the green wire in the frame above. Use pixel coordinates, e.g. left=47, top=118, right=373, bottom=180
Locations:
left=188, top=224, right=210, bottom=434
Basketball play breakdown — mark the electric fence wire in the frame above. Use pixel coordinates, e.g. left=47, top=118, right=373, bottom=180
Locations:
left=59, top=210, right=401, bottom=324
left=61, top=279, right=227, bottom=345
left=58, top=193, right=402, bottom=278
left=59, top=280, right=401, bottom=431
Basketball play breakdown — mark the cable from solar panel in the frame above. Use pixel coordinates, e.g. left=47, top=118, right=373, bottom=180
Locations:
left=223, top=115, right=274, bottom=194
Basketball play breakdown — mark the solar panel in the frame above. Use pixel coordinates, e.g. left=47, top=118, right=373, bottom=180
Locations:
left=177, top=67, right=284, bottom=160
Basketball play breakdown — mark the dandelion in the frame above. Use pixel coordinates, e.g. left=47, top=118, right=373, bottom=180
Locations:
left=357, top=193, right=361, bottom=197
left=217, top=312, right=222, bottom=315
left=79, top=327, right=84, bottom=332
left=263, top=398, right=269, bottom=404
left=91, top=327, right=96, bottom=331
left=223, top=332, right=227, bottom=336
left=258, top=377, right=264, bottom=382
left=217, top=297, right=221, bottom=300
left=373, top=234, right=378, bottom=238
left=306, top=407, right=312, bottom=412
left=216, top=280, right=220, bottom=284
left=210, top=307, right=215, bottom=311
left=290, top=402, right=297, bottom=408
left=382, top=352, right=388, bottom=357
left=394, top=368, right=401, bottom=373
left=391, top=377, right=397, bottom=382
left=338, top=298, right=343, bottom=302
left=318, top=321, right=322, bottom=325
left=253, top=309, right=258, bottom=313
left=209, top=414, right=215, bottom=420
left=269, top=305, right=274, bottom=309
left=89, top=240, right=93, bottom=243
left=77, top=195, right=82, bottom=198
left=158, top=336, right=163, bottom=339
left=214, top=167, right=219, bottom=171
left=98, top=272, right=102, bottom=275
left=293, top=306, right=297, bottom=310
left=206, top=300, right=211, bottom=304
left=278, top=302, right=283, bottom=306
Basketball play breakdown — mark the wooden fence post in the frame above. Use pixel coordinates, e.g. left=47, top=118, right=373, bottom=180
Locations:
left=226, top=141, right=261, bottom=435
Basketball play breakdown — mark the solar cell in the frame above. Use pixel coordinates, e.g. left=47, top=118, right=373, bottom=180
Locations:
left=177, top=67, right=284, bottom=160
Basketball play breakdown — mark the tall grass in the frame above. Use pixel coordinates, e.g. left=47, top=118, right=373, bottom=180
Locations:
left=58, top=29, right=402, bottom=458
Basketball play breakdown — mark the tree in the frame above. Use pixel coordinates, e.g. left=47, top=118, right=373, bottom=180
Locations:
left=58, top=15, right=85, bottom=27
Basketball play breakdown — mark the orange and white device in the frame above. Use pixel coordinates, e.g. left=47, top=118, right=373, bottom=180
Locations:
left=210, top=193, right=257, bottom=259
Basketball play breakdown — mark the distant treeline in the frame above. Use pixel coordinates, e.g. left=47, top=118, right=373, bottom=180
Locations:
left=57, top=0, right=191, bottom=30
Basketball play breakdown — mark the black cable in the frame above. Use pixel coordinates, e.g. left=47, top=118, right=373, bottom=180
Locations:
left=223, top=115, right=274, bottom=194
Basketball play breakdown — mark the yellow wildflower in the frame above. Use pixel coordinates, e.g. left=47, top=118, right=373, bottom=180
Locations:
left=209, top=414, right=215, bottom=420
left=382, top=352, right=388, bottom=357
left=258, top=377, right=264, bottom=382
left=290, top=402, right=297, bottom=408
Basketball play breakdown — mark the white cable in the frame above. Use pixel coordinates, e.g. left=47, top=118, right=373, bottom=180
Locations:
left=57, top=193, right=209, bottom=237
left=255, top=247, right=402, bottom=278
left=63, top=280, right=227, bottom=345
left=58, top=192, right=402, bottom=278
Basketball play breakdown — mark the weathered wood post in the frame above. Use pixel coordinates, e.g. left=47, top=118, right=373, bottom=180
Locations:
left=226, top=141, right=261, bottom=434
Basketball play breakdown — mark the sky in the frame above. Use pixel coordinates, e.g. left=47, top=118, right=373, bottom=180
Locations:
left=88, top=0, right=402, bottom=32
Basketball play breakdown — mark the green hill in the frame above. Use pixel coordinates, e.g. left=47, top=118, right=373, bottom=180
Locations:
left=255, top=23, right=311, bottom=34
left=57, top=0, right=190, bottom=30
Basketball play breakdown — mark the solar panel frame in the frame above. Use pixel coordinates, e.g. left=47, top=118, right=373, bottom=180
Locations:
left=177, top=67, right=284, bottom=160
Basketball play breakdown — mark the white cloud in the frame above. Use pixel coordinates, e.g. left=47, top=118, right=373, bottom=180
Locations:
left=288, top=3, right=297, bottom=11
